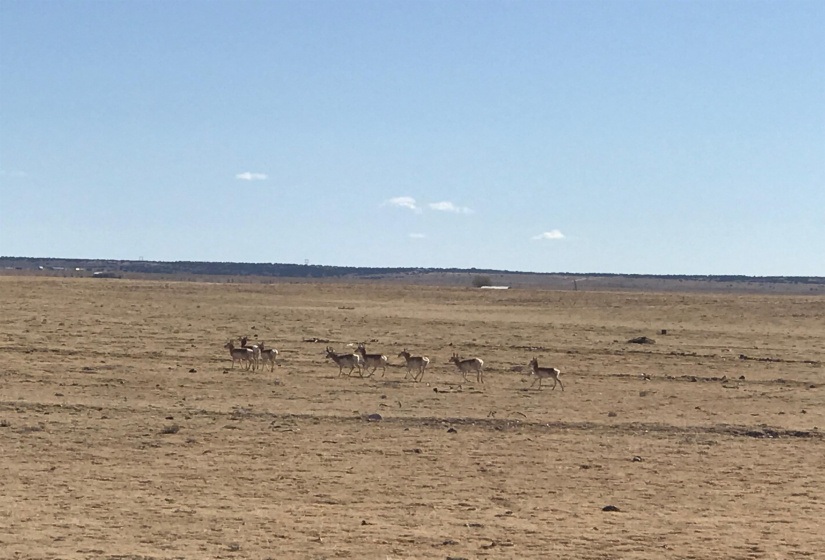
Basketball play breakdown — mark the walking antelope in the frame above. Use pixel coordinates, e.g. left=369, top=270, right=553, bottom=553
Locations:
left=356, top=344, right=389, bottom=377
left=259, top=342, right=279, bottom=372
left=240, top=336, right=261, bottom=370
left=449, top=353, right=484, bottom=383
left=528, top=357, right=564, bottom=391
left=325, top=346, right=364, bottom=377
left=224, top=341, right=255, bottom=370
left=398, top=349, right=430, bottom=382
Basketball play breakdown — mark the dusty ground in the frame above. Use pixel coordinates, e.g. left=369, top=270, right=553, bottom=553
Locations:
left=1, top=276, right=823, bottom=559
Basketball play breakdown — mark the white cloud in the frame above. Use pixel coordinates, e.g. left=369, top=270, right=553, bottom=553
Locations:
left=429, top=201, right=473, bottom=214
left=236, top=172, right=268, bottom=181
left=532, top=230, right=565, bottom=240
left=409, top=233, right=426, bottom=239
left=385, top=196, right=418, bottom=210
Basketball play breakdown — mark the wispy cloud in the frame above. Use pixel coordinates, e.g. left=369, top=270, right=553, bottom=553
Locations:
left=236, top=172, right=267, bottom=181
left=384, top=197, right=473, bottom=215
left=429, top=201, right=473, bottom=214
left=532, top=230, right=565, bottom=240
left=408, top=233, right=426, bottom=239
left=385, top=196, right=418, bottom=211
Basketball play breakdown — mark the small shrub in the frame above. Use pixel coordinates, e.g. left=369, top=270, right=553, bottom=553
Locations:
left=472, top=275, right=492, bottom=288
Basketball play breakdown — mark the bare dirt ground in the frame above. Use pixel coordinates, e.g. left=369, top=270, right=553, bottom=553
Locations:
left=1, top=276, right=823, bottom=559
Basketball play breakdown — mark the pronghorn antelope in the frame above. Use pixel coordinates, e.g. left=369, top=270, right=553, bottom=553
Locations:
left=356, top=344, right=389, bottom=377
left=224, top=341, right=255, bottom=370
left=449, top=353, right=484, bottom=383
left=325, top=346, right=364, bottom=377
left=240, top=336, right=261, bottom=370
left=259, top=342, right=278, bottom=372
left=398, top=349, right=430, bottom=382
left=528, top=357, right=564, bottom=391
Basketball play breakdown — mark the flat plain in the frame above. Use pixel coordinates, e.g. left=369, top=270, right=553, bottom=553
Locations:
left=1, top=276, right=823, bottom=560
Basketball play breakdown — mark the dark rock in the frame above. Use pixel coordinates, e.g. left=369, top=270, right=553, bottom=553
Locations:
left=628, top=336, right=656, bottom=344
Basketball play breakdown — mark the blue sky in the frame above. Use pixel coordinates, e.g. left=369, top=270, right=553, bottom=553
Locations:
left=1, top=1, right=823, bottom=275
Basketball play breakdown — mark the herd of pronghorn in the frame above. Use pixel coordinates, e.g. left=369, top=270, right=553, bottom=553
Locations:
left=224, top=337, right=564, bottom=390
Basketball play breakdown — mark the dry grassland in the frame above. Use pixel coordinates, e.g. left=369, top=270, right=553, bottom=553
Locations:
left=1, top=276, right=824, bottom=560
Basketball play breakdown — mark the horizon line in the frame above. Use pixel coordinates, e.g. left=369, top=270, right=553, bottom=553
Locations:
left=1, top=256, right=822, bottom=281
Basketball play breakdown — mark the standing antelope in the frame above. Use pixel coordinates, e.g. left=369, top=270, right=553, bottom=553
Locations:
left=528, top=357, right=564, bottom=391
left=224, top=341, right=254, bottom=370
left=325, top=346, right=364, bottom=377
left=240, top=336, right=261, bottom=371
left=449, top=353, right=484, bottom=383
left=356, top=344, right=389, bottom=377
left=398, top=349, right=430, bottom=382
left=259, top=342, right=278, bottom=372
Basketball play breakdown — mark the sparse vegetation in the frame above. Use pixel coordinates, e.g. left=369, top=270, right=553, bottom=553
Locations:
left=1, top=276, right=824, bottom=558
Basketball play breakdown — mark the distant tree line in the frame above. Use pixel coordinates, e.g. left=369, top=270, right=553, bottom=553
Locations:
left=1, top=256, right=823, bottom=285
left=0, top=257, right=508, bottom=279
